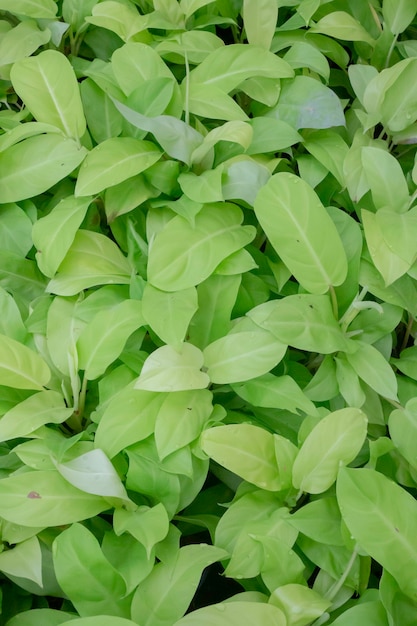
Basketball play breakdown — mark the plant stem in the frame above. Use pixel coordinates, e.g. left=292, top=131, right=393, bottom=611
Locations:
left=184, top=47, right=190, bottom=127
left=385, top=33, right=399, bottom=68
left=329, top=284, right=338, bottom=320
left=325, top=546, right=359, bottom=602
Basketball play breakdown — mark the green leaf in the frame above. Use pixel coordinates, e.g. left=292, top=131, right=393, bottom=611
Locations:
left=60, top=619, right=138, bottom=626
left=33, top=196, right=92, bottom=278
left=345, top=340, right=398, bottom=401
left=77, top=299, right=144, bottom=380
left=135, top=343, right=210, bottom=392
left=80, top=79, right=123, bottom=144
left=292, top=408, right=368, bottom=494
left=0, top=203, right=33, bottom=258
left=310, top=11, right=375, bottom=45
left=388, top=399, right=417, bottom=470
left=185, top=82, right=249, bottom=122
left=53, top=523, right=130, bottom=618
left=361, top=147, right=409, bottom=213
left=201, top=424, right=282, bottom=491
left=131, top=544, right=228, bottom=626
left=75, top=137, right=161, bottom=196
left=0, top=21, right=51, bottom=75
left=0, top=536, right=42, bottom=586
left=0, top=334, right=50, bottom=390
left=179, top=168, right=224, bottom=203
left=189, top=43, right=293, bottom=92
left=266, top=76, right=345, bottom=130
left=180, top=0, right=216, bottom=20
left=246, top=118, right=302, bottom=155
left=328, top=600, right=389, bottom=626
left=242, top=0, right=278, bottom=50
left=0, top=470, right=108, bottom=526
left=203, top=329, right=286, bottom=384
left=11, top=50, right=86, bottom=140
left=337, top=467, right=417, bottom=599
left=113, top=504, right=169, bottom=557
left=284, top=41, right=330, bottom=82
left=269, top=584, right=330, bottom=626
left=0, top=134, right=87, bottom=203
left=147, top=203, right=255, bottom=291
left=232, top=373, right=318, bottom=415
left=0, top=0, right=57, bottom=18
left=142, top=284, right=198, bottom=349
left=154, top=389, right=213, bottom=459
left=95, top=388, right=166, bottom=458
left=289, top=497, right=344, bottom=546
left=0, top=391, right=73, bottom=442
left=254, top=173, right=348, bottom=293
left=85, top=0, right=149, bottom=42
left=248, top=295, right=350, bottom=353
left=47, top=230, right=132, bottom=296
left=383, top=0, right=417, bottom=35
left=303, top=130, right=349, bottom=186
left=173, top=601, right=287, bottom=626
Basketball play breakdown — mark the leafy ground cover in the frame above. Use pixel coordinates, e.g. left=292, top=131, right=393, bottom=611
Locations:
left=1, top=0, right=417, bottom=624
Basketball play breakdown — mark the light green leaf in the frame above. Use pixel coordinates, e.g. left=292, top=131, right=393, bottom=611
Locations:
left=191, top=120, right=253, bottom=165
left=289, top=497, right=344, bottom=546
left=80, top=79, right=124, bottom=144
left=113, top=504, right=169, bottom=557
left=60, top=619, right=138, bottom=626
left=0, top=203, right=33, bottom=257
left=376, top=208, right=417, bottom=266
left=180, top=0, right=215, bottom=20
left=135, top=343, right=210, bottom=392
left=337, top=467, right=417, bottom=599
left=85, top=1, right=149, bottom=42
left=95, top=388, right=166, bottom=458
left=292, top=408, right=368, bottom=494
left=179, top=168, right=224, bottom=203
left=77, top=299, right=144, bottom=380
left=232, top=373, right=318, bottom=415
left=246, top=118, right=302, bottom=155
left=201, top=424, right=282, bottom=491
left=0, top=0, right=57, bottom=18
left=0, top=134, right=87, bottom=203
left=345, top=339, right=398, bottom=401
left=33, top=196, right=92, bottom=278
left=0, top=391, right=73, bottom=442
left=0, top=536, right=42, bottom=587
left=203, top=329, right=286, bottom=384
left=47, top=230, right=131, bottom=296
left=11, top=50, right=86, bottom=140
left=391, top=346, right=417, bottom=380
left=266, top=76, right=345, bottom=130
left=0, top=121, right=63, bottom=153
left=185, top=82, right=249, bottom=122
left=361, top=147, right=409, bottom=213
left=0, top=334, right=50, bottom=390
left=173, top=601, right=287, bottom=626
left=0, top=21, right=51, bottom=74
left=0, top=470, right=108, bottom=526
left=248, top=295, right=350, bottom=353
left=383, top=0, right=417, bottom=35
left=131, top=544, right=228, bottom=626
left=0, top=287, right=27, bottom=343
left=142, top=284, right=198, bottom=348
left=303, top=130, right=349, bottom=186
left=242, top=0, right=278, bottom=50
left=269, top=584, right=330, bottom=626
left=147, top=203, right=255, bottom=291
left=388, top=398, right=417, bottom=470
left=254, top=173, right=348, bottom=293
left=330, top=600, right=389, bottom=626
left=311, top=11, right=375, bottom=45
left=284, top=41, right=330, bottom=81
left=111, top=98, right=204, bottom=165
left=154, top=389, right=213, bottom=459
left=75, top=137, right=161, bottom=196
left=56, top=449, right=130, bottom=502
left=222, top=158, right=271, bottom=206
left=53, top=523, right=130, bottom=618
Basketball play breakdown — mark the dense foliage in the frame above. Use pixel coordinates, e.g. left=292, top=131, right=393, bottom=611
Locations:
left=1, top=0, right=417, bottom=624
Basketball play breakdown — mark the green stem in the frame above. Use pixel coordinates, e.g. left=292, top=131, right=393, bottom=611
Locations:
left=329, top=284, right=338, bottom=320
left=385, top=33, right=399, bottom=68
left=325, top=546, right=359, bottom=602
left=184, top=47, right=190, bottom=127
left=400, top=312, right=414, bottom=353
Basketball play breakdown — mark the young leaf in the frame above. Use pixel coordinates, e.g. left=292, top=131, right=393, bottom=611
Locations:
left=135, top=343, right=210, bottom=392
left=382, top=0, right=417, bottom=35
left=242, top=0, right=278, bottom=50
left=130, top=544, right=228, bottom=626
left=0, top=334, right=50, bottom=390
left=0, top=470, right=108, bottom=526
left=11, top=50, right=86, bottom=140
left=254, top=173, right=348, bottom=293
left=0, top=391, right=73, bottom=442
left=337, top=467, right=417, bottom=599
left=33, top=196, right=92, bottom=278
left=292, top=408, right=368, bottom=494
left=189, top=43, right=293, bottom=92
left=53, top=523, right=130, bottom=618
left=75, top=138, right=162, bottom=196
left=203, top=329, right=286, bottom=384
left=113, top=504, right=169, bottom=557
left=47, top=230, right=132, bottom=296
left=172, top=602, right=287, bottom=626
left=248, top=295, right=350, bottom=353
left=147, top=203, right=255, bottom=292
left=0, top=135, right=87, bottom=203
left=201, top=424, right=282, bottom=491
left=77, top=299, right=145, bottom=380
